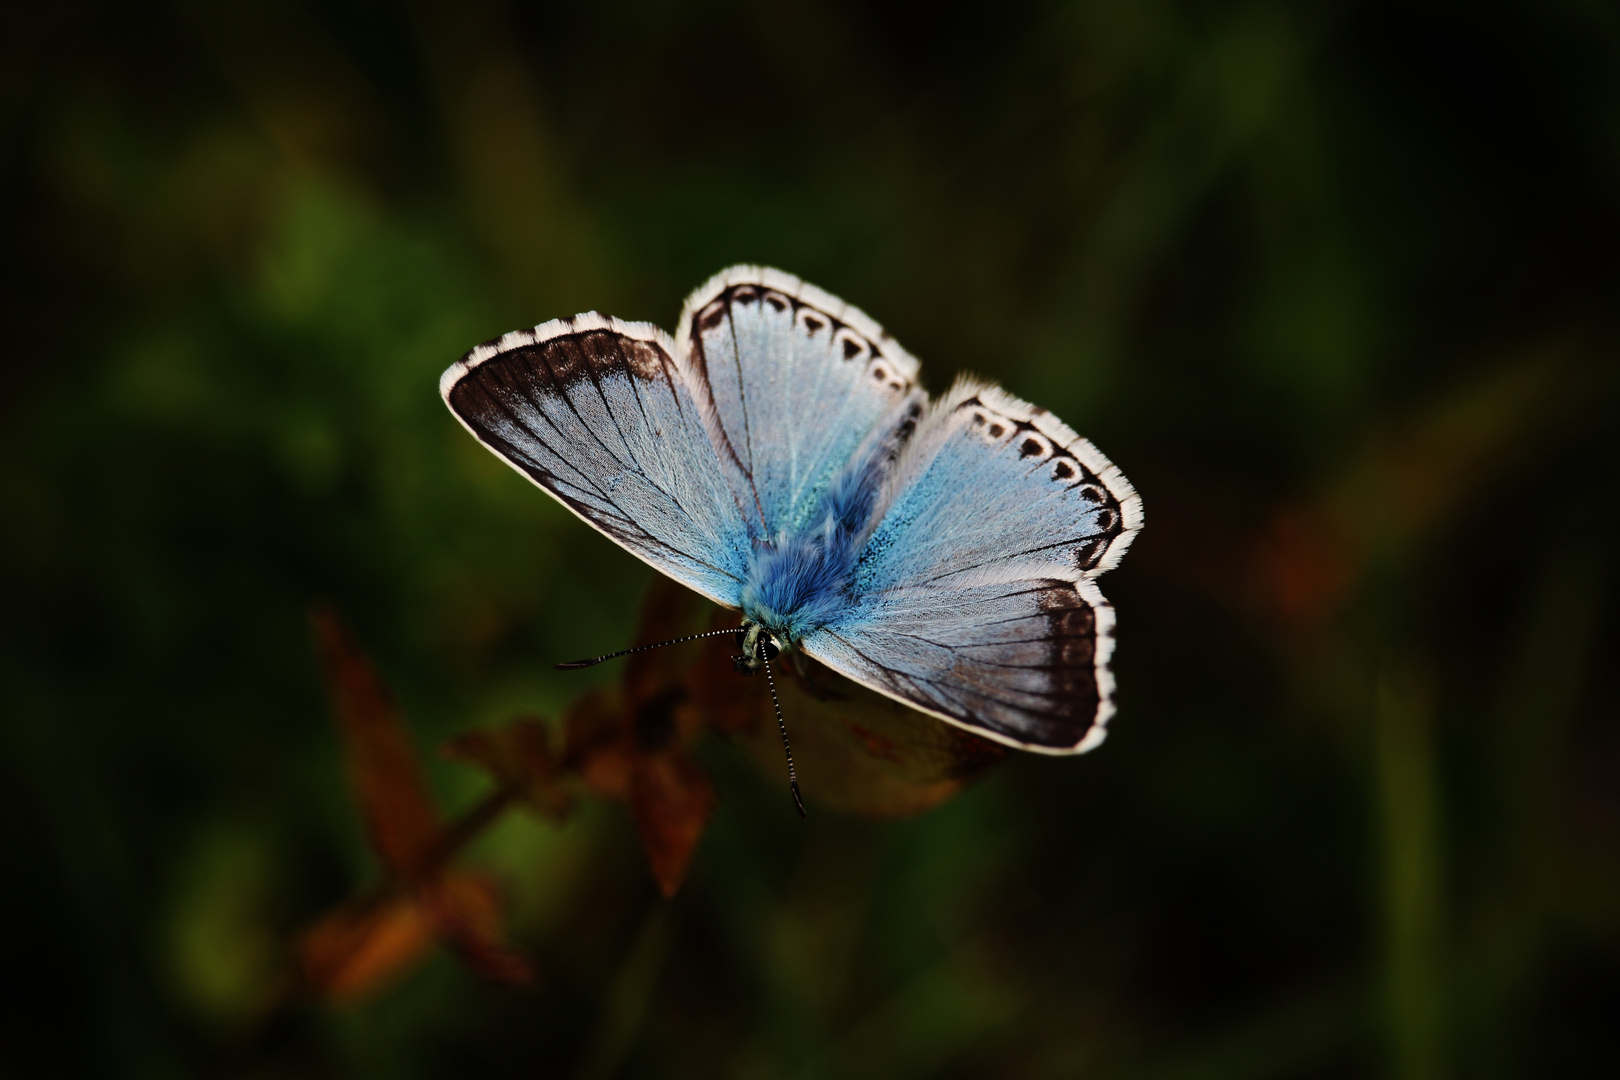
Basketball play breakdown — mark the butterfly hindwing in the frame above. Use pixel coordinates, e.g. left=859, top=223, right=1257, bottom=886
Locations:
left=801, top=379, right=1144, bottom=752
left=806, top=574, right=1115, bottom=752
left=440, top=315, right=751, bottom=608
left=677, top=267, right=921, bottom=539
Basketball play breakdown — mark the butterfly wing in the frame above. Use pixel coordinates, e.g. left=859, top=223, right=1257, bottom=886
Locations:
left=676, top=266, right=923, bottom=539
left=440, top=314, right=752, bottom=608
left=802, top=379, right=1144, bottom=752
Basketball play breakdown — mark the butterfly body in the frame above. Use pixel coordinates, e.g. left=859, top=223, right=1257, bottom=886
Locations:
left=442, top=267, right=1142, bottom=755
left=736, top=408, right=910, bottom=653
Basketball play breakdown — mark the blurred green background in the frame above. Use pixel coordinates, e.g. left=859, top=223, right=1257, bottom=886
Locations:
left=3, top=1, right=1618, bottom=1077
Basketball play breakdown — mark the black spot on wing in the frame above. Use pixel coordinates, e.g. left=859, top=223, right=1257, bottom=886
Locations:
left=701, top=281, right=911, bottom=394
left=461, top=329, right=668, bottom=395
left=1072, top=538, right=1106, bottom=571
left=697, top=301, right=726, bottom=332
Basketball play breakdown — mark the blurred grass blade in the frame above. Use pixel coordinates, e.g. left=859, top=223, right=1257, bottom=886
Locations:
left=1376, top=667, right=1446, bottom=1080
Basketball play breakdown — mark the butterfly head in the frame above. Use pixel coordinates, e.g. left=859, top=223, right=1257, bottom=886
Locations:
left=732, top=621, right=783, bottom=676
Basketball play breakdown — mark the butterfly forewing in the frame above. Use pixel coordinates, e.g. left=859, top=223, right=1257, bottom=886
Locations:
left=440, top=315, right=752, bottom=608
left=678, top=267, right=920, bottom=539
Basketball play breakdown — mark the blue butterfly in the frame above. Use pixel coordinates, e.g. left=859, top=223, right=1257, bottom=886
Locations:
left=441, top=267, right=1142, bottom=810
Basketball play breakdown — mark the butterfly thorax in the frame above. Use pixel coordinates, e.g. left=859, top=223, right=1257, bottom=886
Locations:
left=735, top=422, right=899, bottom=663
left=736, top=511, right=866, bottom=666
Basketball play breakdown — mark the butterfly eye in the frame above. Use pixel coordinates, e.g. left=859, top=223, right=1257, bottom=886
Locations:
left=761, top=637, right=781, bottom=662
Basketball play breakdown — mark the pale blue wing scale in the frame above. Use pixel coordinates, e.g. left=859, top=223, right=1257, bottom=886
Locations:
left=439, top=314, right=751, bottom=608
left=856, top=379, right=1144, bottom=592
left=801, top=379, right=1144, bottom=752
left=676, top=266, right=921, bottom=539
left=803, top=574, right=1116, bottom=752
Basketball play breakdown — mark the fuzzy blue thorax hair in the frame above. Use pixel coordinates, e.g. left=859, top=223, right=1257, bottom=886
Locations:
left=737, top=430, right=893, bottom=647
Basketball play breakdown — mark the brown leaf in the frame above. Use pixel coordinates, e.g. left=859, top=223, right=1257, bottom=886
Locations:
left=419, top=872, right=534, bottom=985
left=296, top=871, right=532, bottom=999
left=309, top=609, right=535, bottom=994
left=560, top=688, right=637, bottom=799
left=622, top=574, right=719, bottom=719
left=630, top=753, right=714, bottom=897
left=547, top=578, right=725, bottom=893
left=297, top=895, right=436, bottom=1001
left=557, top=680, right=710, bottom=893
left=311, top=608, right=439, bottom=880
left=443, top=716, right=574, bottom=820
left=690, top=616, right=1007, bottom=818
left=686, top=608, right=763, bottom=737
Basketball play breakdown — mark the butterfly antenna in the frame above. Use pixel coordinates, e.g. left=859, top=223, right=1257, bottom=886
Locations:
left=554, top=628, right=738, bottom=670
left=762, top=658, right=807, bottom=818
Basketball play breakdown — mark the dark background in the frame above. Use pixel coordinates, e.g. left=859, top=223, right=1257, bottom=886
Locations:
left=3, top=1, right=1618, bottom=1077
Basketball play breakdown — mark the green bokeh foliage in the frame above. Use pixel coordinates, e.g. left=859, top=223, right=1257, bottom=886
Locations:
left=2, top=1, right=1617, bottom=1077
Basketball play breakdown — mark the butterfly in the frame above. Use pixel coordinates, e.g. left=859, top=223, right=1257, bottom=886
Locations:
left=440, top=266, right=1142, bottom=810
